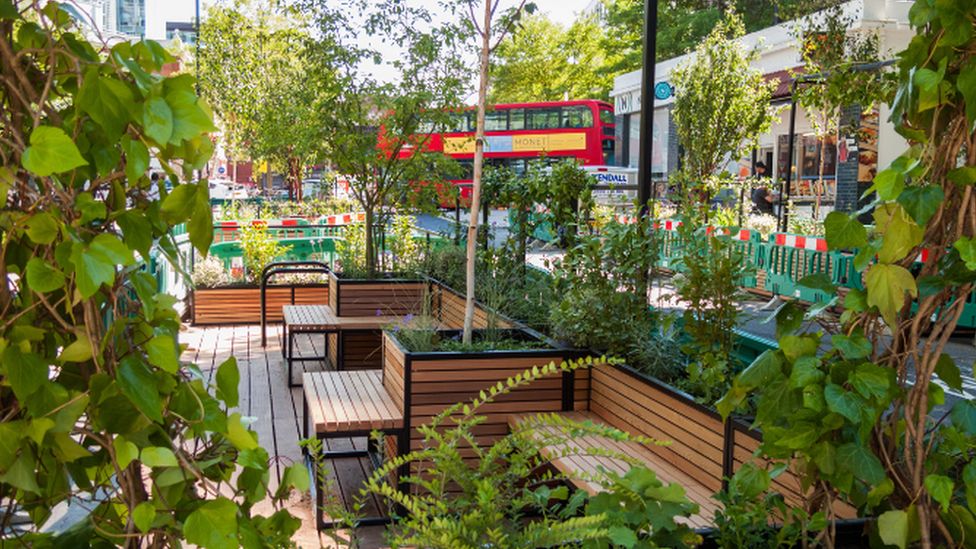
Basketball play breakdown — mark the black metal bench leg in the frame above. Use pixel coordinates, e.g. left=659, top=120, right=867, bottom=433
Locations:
left=288, top=330, right=296, bottom=388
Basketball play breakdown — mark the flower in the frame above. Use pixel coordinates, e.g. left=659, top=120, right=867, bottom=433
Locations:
left=375, top=308, right=383, bottom=316
left=404, top=313, right=415, bottom=323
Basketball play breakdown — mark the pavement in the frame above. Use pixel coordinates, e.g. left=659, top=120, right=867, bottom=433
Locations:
left=415, top=208, right=976, bottom=408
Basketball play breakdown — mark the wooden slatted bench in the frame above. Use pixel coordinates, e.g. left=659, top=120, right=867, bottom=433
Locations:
left=282, top=305, right=406, bottom=386
left=510, top=411, right=717, bottom=529
left=302, top=370, right=404, bottom=530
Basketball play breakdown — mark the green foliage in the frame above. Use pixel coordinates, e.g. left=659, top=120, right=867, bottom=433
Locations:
left=239, top=223, right=292, bottom=283
left=551, top=219, right=685, bottom=381
left=0, top=3, right=302, bottom=545
left=389, top=215, right=422, bottom=275
left=670, top=11, right=780, bottom=218
left=336, top=222, right=368, bottom=277
left=490, top=13, right=612, bottom=102
left=671, top=227, right=749, bottom=404
left=713, top=463, right=824, bottom=548
left=360, top=357, right=700, bottom=548
left=199, top=0, right=327, bottom=199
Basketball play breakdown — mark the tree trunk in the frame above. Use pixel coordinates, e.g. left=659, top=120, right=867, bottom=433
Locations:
left=814, top=134, right=826, bottom=220
left=364, top=207, right=375, bottom=275
left=289, top=156, right=303, bottom=202
left=462, top=1, right=493, bottom=346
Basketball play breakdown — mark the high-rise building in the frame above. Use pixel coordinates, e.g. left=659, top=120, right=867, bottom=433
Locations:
left=116, top=0, right=145, bottom=36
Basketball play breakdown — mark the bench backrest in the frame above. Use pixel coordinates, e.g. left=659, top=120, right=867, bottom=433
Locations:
left=589, top=363, right=725, bottom=494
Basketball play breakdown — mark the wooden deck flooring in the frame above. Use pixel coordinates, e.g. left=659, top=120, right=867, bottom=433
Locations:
left=179, top=324, right=388, bottom=548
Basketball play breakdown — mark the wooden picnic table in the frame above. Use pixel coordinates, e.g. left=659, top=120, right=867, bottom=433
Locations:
left=282, top=304, right=406, bottom=386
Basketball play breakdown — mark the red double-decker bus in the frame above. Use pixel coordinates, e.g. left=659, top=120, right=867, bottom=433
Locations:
left=420, top=100, right=616, bottom=202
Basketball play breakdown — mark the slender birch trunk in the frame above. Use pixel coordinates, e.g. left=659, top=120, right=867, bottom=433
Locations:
left=462, top=1, right=492, bottom=345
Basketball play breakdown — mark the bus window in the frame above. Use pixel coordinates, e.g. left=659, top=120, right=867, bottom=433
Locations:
left=526, top=108, right=561, bottom=130
left=456, top=159, right=474, bottom=179
left=561, top=105, right=593, bottom=128
left=602, top=138, right=615, bottom=165
left=485, top=110, right=508, bottom=131
left=599, top=108, right=614, bottom=125
left=509, top=109, right=525, bottom=130
left=509, top=159, right=527, bottom=176
left=446, top=112, right=468, bottom=133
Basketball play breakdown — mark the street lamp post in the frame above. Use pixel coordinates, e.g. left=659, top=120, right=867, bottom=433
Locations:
left=637, top=0, right=658, bottom=215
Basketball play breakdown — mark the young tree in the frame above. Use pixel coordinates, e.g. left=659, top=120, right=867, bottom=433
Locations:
left=199, top=0, right=326, bottom=199
left=310, top=0, right=467, bottom=275
left=793, top=4, right=891, bottom=219
left=460, top=0, right=536, bottom=345
left=670, top=12, right=779, bottom=222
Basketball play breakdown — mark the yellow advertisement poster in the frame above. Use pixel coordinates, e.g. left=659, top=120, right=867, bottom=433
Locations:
left=444, top=133, right=587, bottom=155
left=513, top=133, right=586, bottom=152
left=443, top=136, right=476, bottom=154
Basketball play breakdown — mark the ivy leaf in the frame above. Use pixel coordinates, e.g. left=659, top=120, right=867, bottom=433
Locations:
left=59, top=336, right=93, bottom=363
left=934, top=354, right=963, bottom=392
left=141, top=446, right=178, bottom=467
left=1, top=452, right=40, bottom=493
left=21, top=126, right=88, bottom=176
left=925, top=474, right=954, bottom=512
left=146, top=335, right=179, bottom=374
left=78, top=72, right=135, bottom=139
left=116, top=210, right=153, bottom=257
left=183, top=497, right=239, bottom=549
left=789, top=356, right=824, bottom=389
left=280, top=463, right=309, bottom=493
left=0, top=0, right=17, bottom=19
left=954, top=237, right=976, bottom=271
left=121, top=136, right=150, bottom=184
left=226, top=413, right=258, bottom=450
left=188, top=181, right=214, bottom=255
left=948, top=166, right=976, bottom=186
left=216, top=357, right=239, bottom=408
left=872, top=168, right=904, bottom=201
left=851, top=363, right=891, bottom=400
left=25, top=257, right=65, bottom=293
left=737, top=350, right=783, bottom=389
left=118, top=357, right=163, bottom=423
left=166, top=87, right=216, bottom=143
left=836, top=442, right=885, bottom=485
left=950, top=400, right=976, bottom=435
left=113, top=436, right=138, bottom=469
left=878, top=509, right=909, bottom=549
left=779, top=335, right=818, bottom=362
left=824, top=211, right=867, bottom=250
left=777, top=422, right=820, bottom=450
left=832, top=332, right=872, bottom=360
left=958, top=61, right=976, bottom=128
left=607, top=525, right=638, bottom=548
left=825, top=384, right=863, bottom=423
left=70, top=234, right=134, bottom=298
left=132, top=502, right=155, bottom=533
left=143, top=97, right=174, bottom=144
left=161, top=183, right=198, bottom=223
left=798, top=273, right=836, bottom=294
left=3, top=347, right=47, bottom=400
left=865, top=264, right=917, bottom=328
left=898, top=185, right=943, bottom=225
left=874, top=203, right=924, bottom=263
left=26, top=212, right=59, bottom=244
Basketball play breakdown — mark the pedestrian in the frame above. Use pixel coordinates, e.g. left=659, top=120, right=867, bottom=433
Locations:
left=751, top=162, right=776, bottom=215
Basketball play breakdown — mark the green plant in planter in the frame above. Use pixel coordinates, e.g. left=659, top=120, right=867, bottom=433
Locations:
left=671, top=226, right=749, bottom=404
left=0, top=3, right=305, bottom=545
left=337, top=221, right=368, bottom=277
left=389, top=214, right=421, bottom=275
left=551, top=219, right=680, bottom=381
left=361, top=358, right=701, bottom=548
left=239, top=222, right=292, bottom=283
left=192, top=255, right=230, bottom=288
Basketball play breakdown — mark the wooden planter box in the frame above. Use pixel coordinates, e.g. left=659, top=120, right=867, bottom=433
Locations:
left=328, top=272, right=428, bottom=317
left=588, top=361, right=857, bottom=521
left=191, top=284, right=329, bottom=325
left=381, top=329, right=589, bottom=460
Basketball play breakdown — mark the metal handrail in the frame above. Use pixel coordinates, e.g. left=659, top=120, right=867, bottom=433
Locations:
left=260, top=260, right=331, bottom=346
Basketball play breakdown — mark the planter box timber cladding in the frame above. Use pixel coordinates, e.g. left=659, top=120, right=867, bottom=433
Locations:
left=588, top=362, right=856, bottom=520
left=381, top=331, right=588, bottom=465
left=192, top=285, right=328, bottom=325
left=328, top=272, right=427, bottom=316
left=430, top=283, right=513, bottom=330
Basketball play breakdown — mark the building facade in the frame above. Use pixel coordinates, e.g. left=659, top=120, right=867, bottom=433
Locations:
left=610, top=0, right=915, bottom=213
left=62, top=0, right=198, bottom=44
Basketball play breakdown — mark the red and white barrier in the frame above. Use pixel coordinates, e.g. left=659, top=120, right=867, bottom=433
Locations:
left=773, top=233, right=828, bottom=252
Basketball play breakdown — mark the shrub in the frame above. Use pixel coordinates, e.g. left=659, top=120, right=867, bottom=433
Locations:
left=389, top=215, right=421, bottom=275
left=191, top=256, right=230, bottom=288
left=239, top=223, right=292, bottom=283
left=336, top=221, right=368, bottom=276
